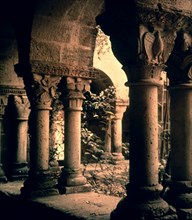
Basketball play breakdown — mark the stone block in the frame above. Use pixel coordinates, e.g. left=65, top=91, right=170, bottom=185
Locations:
left=31, top=40, right=60, bottom=62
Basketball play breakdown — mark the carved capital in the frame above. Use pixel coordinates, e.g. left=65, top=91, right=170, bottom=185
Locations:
left=97, top=2, right=191, bottom=83
left=14, top=95, right=31, bottom=120
left=104, top=23, right=176, bottom=82
left=123, top=63, right=164, bottom=86
left=59, top=77, right=92, bottom=111
left=167, top=32, right=192, bottom=86
left=114, top=99, right=128, bottom=120
left=130, top=24, right=177, bottom=67
left=64, top=91, right=85, bottom=111
left=0, top=95, right=8, bottom=116
left=24, top=74, right=61, bottom=110
left=137, top=5, right=191, bottom=33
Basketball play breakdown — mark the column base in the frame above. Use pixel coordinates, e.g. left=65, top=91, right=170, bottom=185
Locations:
left=110, top=183, right=177, bottom=220
left=164, top=180, right=192, bottom=219
left=58, top=167, right=90, bottom=194
left=60, top=184, right=92, bottom=194
left=0, top=164, right=7, bottom=183
left=20, top=170, right=59, bottom=199
left=9, top=162, right=29, bottom=181
left=112, top=152, right=125, bottom=163
left=177, top=209, right=192, bottom=219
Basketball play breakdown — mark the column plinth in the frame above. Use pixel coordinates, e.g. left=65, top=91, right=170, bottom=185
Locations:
left=58, top=77, right=92, bottom=194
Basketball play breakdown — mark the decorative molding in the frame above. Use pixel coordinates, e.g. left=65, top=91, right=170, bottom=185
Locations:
left=137, top=6, right=192, bottom=33
left=0, top=86, right=26, bottom=96
left=15, top=61, right=97, bottom=79
left=31, top=60, right=97, bottom=79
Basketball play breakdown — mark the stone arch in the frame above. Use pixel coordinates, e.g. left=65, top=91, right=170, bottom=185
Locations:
left=93, top=32, right=129, bottom=101
left=91, top=68, right=113, bottom=94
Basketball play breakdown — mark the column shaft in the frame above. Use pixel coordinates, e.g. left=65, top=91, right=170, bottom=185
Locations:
left=104, top=118, right=112, bottom=153
left=129, top=85, right=159, bottom=186
left=164, top=86, right=192, bottom=218
left=0, top=117, right=7, bottom=182
left=0, top=95, right=8, bottom=182
left=112, top=101, right=128, bottom=161
left=30, top=109, right=50, bottom=172
left=64, top=110, right=81, bottom=169
left=15, top=121, right=28, bottom=164
left=170, top=89, right=192, bottom=181
left=112, top=118, right=122, bottom=152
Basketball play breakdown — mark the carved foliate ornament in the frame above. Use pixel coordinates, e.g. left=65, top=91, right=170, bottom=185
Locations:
left=14, top=95, right=31, bottom=119
left=111, top=23, right=176, bottom=84
left=59, top=77, right=92, bottom=110
left=97, top=2, right=190, bottom=84
left=167, top=32, right=192, bottom=85
left=138, top=25, right=177, bottom=65
left=25, top=74, right=61, bottom=110
left=65, top=77, right=92, bottom=93
left=0, top=95, right=8, bottom=116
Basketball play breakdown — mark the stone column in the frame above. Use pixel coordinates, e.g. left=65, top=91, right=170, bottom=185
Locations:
left=112, top=99, right=128, bottom=161
left=110, top=64, right=176, bottom=219
left=15, top=62, right=61, bottom=198
left=0, top=95, right=8, bottom=182
left=58, top=77, right=92, bottom=194
left=96, top=2, right=180, bottom=218
left=165, top=31, right=192, bottom=219
left=10, top=95, right=30, bottom=180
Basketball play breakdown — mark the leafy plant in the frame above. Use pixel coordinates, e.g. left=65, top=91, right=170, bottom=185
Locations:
left=82, top=85, right=116, bottom=124
left=81, top=127, right=105, bottom=164
left=95, top=26, right=111, bottom=60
